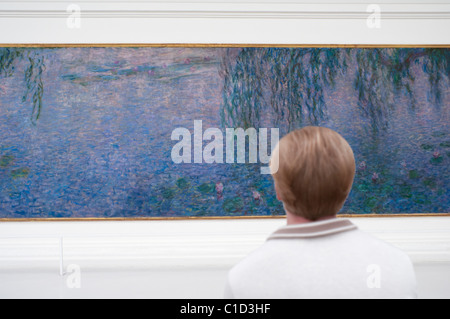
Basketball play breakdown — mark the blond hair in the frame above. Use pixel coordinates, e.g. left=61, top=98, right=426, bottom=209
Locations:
left=270, top=126, right=355, bottom=221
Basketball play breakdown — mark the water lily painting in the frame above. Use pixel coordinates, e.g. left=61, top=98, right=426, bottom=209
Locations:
left=0, top=45, right=448, bottom=220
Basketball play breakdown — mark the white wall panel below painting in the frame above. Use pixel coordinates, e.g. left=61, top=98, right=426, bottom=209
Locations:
left=1, top=265, right=449, bottom=299
left=1, top=217, right=450, bottom=265
left=0, top=217, right=449, bottom=298
left=0, top=217, right=450, bottom=270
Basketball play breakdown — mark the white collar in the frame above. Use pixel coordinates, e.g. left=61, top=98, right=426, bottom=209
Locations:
left=267, top=218, right=357, bottom=240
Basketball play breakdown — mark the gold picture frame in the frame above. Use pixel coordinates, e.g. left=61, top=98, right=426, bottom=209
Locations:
left=0, top=44, right=448, bottom=221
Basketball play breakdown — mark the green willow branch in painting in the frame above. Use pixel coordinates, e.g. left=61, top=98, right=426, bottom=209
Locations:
left=220, top=48, right=349, bottom=130
left=1, top=47, right=448, bottom=132
left=220, top=48, right=449, bottom=133
left=0, top=48, right=45, bottom=124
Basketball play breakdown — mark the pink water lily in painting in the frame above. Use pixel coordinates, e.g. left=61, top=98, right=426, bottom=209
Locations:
left=372, top=172, right=379, bottom=183
left=252, top=190, right=261, bottom=201
left=216, top=182, right=224, bottom=200
left=358, top=161, right=367, bottom=171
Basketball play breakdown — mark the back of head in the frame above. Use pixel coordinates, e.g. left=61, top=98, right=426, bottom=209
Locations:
left=270, top=126, right=355, bottom=221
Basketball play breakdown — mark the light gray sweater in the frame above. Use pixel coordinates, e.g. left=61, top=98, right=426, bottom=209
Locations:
left=224, top=218, right=417, bottom=299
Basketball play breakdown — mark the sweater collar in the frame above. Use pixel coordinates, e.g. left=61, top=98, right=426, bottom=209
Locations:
left=267, top=218, right=357, bottom=240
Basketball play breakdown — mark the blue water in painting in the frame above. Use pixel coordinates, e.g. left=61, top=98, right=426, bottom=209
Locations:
left=0, top=48, right=448, bottom=218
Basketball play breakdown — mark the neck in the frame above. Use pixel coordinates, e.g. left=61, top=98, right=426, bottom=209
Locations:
left=286, top=211, right=336, bottom=225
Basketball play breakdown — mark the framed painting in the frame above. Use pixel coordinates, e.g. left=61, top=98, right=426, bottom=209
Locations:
left=0, top=44, right=448, bottom=221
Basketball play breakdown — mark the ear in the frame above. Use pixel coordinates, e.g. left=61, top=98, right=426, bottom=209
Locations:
left=274, top=184, right=282, bottom=201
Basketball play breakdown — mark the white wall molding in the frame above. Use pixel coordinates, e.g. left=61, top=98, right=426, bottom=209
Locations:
left=0, top=217, right=449, bottom=272
left=1, top=2, right=450, bottom=19
left=1, top=11, right=450, bottom=20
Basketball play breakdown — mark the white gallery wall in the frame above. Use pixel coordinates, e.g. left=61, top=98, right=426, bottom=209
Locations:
left=0, top=0, right=448, bottom=45
left=0, top=0, right=449, bottom=299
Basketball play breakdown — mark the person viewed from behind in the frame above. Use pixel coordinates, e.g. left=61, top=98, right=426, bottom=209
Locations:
left=224, top=126, right=417, bottom=299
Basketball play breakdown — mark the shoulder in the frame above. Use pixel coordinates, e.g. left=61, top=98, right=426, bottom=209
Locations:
left=349, top=229, right=412, bottom=259
left=227, top=241, right=278, bottom=277
left=224, top=241, right=284, bottom=298
left=330, top=228, right=415, bottom=271
left=338, top=229, right=418, bottom=297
